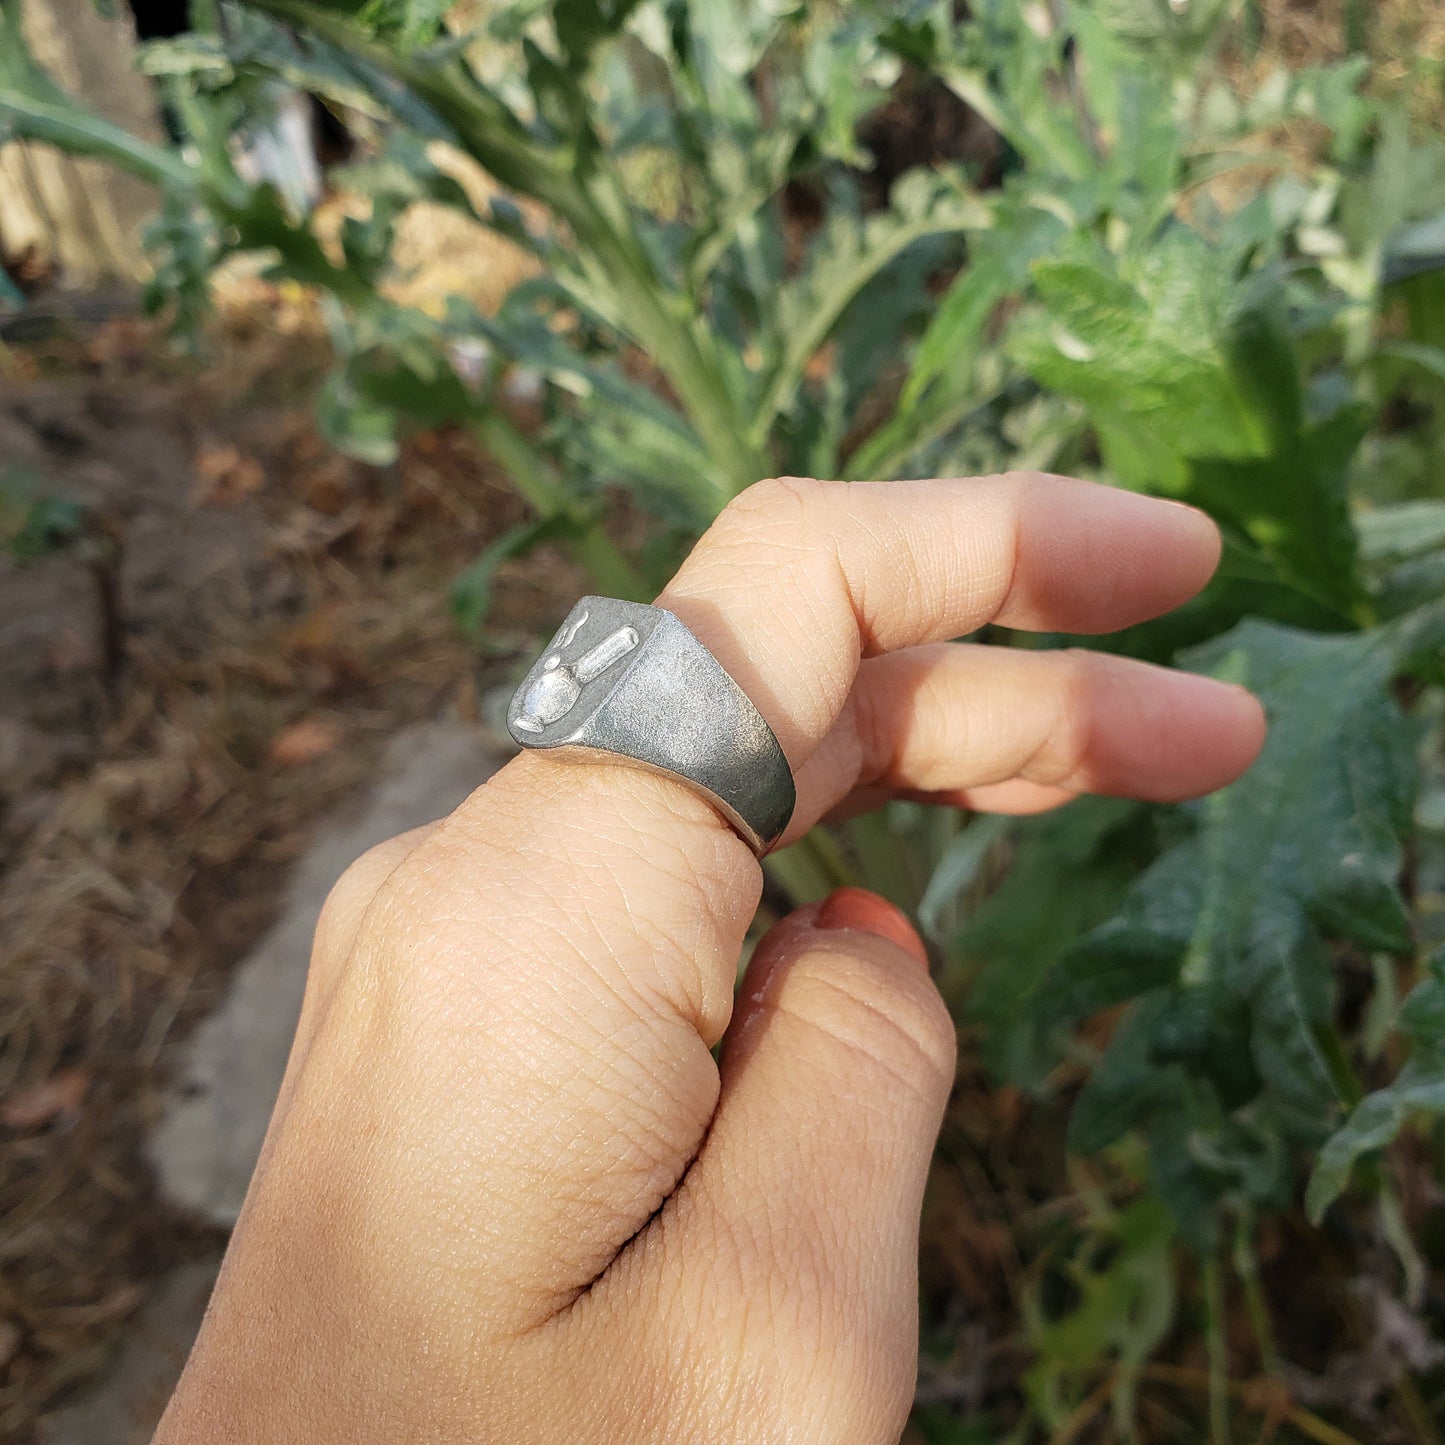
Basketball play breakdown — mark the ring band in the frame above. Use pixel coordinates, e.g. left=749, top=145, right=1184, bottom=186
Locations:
left=507, top=596, right=796, bottom=855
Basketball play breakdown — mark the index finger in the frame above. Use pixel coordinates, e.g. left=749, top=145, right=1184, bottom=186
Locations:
left=656, top=471, right=1222, bottom=765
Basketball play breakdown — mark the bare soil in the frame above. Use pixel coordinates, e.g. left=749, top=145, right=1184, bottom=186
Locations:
left=0, top=302, right=575, bottom=1442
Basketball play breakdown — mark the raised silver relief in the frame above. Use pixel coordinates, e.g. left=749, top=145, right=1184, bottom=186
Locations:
left=512, top=612, right=641, bottom=733
left=507, top=595, right=795, bottom=855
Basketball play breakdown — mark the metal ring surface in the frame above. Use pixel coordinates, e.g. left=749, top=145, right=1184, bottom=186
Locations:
left=507, top=596, right=796, bottom=855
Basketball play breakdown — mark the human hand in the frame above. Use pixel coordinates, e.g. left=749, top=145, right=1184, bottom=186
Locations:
left=157, top=474, right=1265, bottom=1444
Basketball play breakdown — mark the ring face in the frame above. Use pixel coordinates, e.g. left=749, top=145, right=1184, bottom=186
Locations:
left=507, top=596, right=796, bottom=854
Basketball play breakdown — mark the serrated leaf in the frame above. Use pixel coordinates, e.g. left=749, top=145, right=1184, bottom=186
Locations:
left=1307, top=953, right=1445, bottom=1219
left=1067, top=993, right=1179, bottom=1155
left=901, top=199, right=1064, bottom=413
left=1010, top=236, right=1267, bottom=490
left=1023, top=1197, right=1176, bottom=1432
left=749, top=168, right=990, bottom=443
left=962, top=798, right=1147, bottom=1088
left=1188, top=399, right=1370, bottom=622
left=1061, top=620, right=1421, bottom=1213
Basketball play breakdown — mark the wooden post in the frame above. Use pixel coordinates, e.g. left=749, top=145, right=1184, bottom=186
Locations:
left=0, top=0, right=165, bottom=285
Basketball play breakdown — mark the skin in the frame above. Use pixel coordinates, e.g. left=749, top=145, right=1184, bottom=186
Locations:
left=156, top=473, right=1266, bottom=1444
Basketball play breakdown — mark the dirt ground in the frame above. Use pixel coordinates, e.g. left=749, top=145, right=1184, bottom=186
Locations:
left=0, top=298, right=577, bottom=1441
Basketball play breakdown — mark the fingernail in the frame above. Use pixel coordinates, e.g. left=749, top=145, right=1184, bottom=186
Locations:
left=814, top=888, right=929, bottom=967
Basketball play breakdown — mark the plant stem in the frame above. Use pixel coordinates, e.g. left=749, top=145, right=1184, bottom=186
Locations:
left=1314, top=1022, right=1366, bottom=1110
left=846, top=811, right=916, bottom=910
left=1344, top=0, right=1370, bottom=56
left=1203, top=1251, right=1233, bottom=1445
left=473, top=413, right=645, bottom=600
left=0, top=21, right=196, bottom=193
left=1142, top=1366, right=1367, bottom=1445
left=1046, top=1368, right=1118, bottom=1445
left=248, top=0, right=766, bottom=495
left=472, top=413, right=568, bottom=515
left=763, top=829, right=855, bottom=907
left=1394, top=1372, right=1442, bottom=1445
left=746, top=203, right=989, bottom=453
left=1232, top=1211, right=1280, bottom=1379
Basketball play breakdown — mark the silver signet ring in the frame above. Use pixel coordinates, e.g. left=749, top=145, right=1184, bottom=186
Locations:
left=507, top=596, right=796, bottom=855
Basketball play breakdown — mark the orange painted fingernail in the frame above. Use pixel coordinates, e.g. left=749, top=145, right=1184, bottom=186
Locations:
left=814, top=888, right=929, bottom=967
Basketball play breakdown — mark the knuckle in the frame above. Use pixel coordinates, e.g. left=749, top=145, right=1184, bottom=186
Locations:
left=718, top=474, right=828, bottom=534
left=1031, top=648, right=1101, bottom=788
left=312, top=838, right=409, bottom=961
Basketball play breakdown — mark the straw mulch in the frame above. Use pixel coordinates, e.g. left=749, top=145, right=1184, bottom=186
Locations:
left=0, top=299, right=575, bottom=1441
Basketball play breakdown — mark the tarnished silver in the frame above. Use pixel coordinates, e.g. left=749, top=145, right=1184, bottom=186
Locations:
left=507, top=596, right=795, bottom=855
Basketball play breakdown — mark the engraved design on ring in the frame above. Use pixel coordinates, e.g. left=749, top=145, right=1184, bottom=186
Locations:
left=506, top=596, right=796, bottom=855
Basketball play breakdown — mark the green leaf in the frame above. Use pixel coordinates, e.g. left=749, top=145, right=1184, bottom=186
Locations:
left=1188, top=402, right=1371, bottom=622
left=748, top=168, right=990, bottom=446
left=1067, top=994, right=1180, bottom=1155
left=1023, top=1198, right=1176, bottom=1434
left=1061, top=619, right=1422, bottom=1219
left=356, top=0, right=455, bottom=48
left=316, top=372, right=399, bottom=466
left=1307, top=953, right=1445, bottom=1219
left=451, top=514, right=578, bottom=636
left=1010, top=236, right=1266, bottom=491
left=0, top=5, right=195, bottom=191
left=0, top=470, right=89, bottom=561
left=1357, top=500, right=1445, bottom=564
left=917, top=815, right=1010, bottom=945
left=900, top=199, right=1064, bottom=413
left=961, top=798, right=1147, bottom=1087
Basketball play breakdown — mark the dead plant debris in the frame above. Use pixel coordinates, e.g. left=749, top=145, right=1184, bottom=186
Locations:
left=0, top=300, right=578, bottom=1442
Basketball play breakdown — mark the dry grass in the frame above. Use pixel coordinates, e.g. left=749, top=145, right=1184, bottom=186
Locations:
left=1243, top=0, right=1445, bottom=121
left=0, top=299, right=578, bottom=1440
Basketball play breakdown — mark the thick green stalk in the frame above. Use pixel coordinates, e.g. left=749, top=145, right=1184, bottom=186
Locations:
left=764, top=830, right=856, bottom=908
left=569, top=216, right=765, bottom=492
left=0, top=18, right=195, bottom=194
left=1344, top=0, right=1371, bottom=56
left=474, top=414, right=645, bottom=600
left=846, top=811, right=918, bottom=911
left=246, top=0, right=765, bottom=494
left=1314, top=1021, right=1366, bottom=1110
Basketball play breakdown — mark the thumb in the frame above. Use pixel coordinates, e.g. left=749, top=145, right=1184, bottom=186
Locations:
left=630, top=890, right=956, bottom=1441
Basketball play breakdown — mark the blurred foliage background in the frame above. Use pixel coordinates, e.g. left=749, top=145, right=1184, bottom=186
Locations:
left=4, top=0, right=1445, bottom=1441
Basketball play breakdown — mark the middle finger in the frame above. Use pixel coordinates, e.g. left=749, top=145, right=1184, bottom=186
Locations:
left=783, top=642, right=1264, bottom=842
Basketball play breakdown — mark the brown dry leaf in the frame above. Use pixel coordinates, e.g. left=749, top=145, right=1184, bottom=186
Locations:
left=280, top=601, right=342, bottom=658
left=193, top=443, right=265, bottom=507
left=1, top=1068, right=89, bottom=1130
left=268, top=717, right=343, bottom=767
left=301, top=459, right=355, bottom=516
left=82, top=317, right=150, bottom=371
